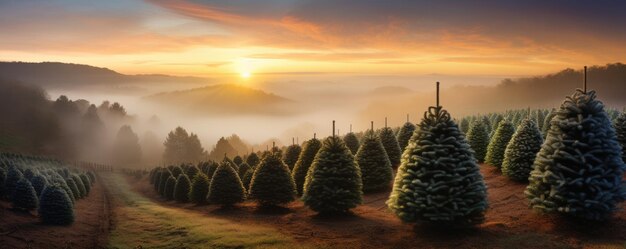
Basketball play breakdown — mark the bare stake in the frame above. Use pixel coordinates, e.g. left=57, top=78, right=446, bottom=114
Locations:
left=583, top=65, right=588, bottom=93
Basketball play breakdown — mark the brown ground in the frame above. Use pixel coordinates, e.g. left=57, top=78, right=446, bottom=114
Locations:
left=0, top=175, right=111, bottom=249
left=132, top=166, right=626, bottom=249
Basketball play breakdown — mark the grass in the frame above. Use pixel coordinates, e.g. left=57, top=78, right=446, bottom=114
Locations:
left=102, top=173, right=309, bottom=249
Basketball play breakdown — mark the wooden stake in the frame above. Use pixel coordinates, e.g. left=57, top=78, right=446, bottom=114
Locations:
left=583, top=66, right=587, bottom=93
left=385, top=117, right=388, bottom=128
left=406, top=114, right=409, bottom=122
left=272, top=141, right=275, bottom=148
left=332, top=120, right=336, bottom=137
left=436, top=81, right=440, bottom=107
left=371, top=121, right=374, bottom=131
left=297, top=137, right=299, bottom=144
left=314, top=133, right=316, bottom=139
left=292, top=137, right=294, bottom=145
left=350, top=124, right=352, bottom=133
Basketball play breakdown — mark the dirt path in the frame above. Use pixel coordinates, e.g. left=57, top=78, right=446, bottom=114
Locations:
left=101, top=172, right=310, bottom=249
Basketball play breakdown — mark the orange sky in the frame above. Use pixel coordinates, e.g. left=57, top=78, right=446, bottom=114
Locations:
left=1, top=0, right=625, bottom=78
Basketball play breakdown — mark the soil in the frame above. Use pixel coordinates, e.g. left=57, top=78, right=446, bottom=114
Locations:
left=132, top=166, right=626, bottom=249
left=0, top=175, right=111, bottom=249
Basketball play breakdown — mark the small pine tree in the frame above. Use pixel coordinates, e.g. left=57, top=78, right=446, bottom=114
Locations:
left=189, top=173, right=210, bottom=204
left=12, top=178, right=38, bottom=211
left=204, top=161, right=219, bottom=179
left=282, top=144, right=302, bottom=170
left=379, top=127, right=402, bottom=167
left=30, top=174, right=48, bottom=196
left=185, top=166, right=200, bottom=179
left=246, top=152, right=260, bottom=167
left=71, top=174, right=87, bottom=198
left=237, top=163, right=251, bottom=178
left=302, top=136, right=362, bottom=214
left=0, top=167, right=6, bottom=198
left=242, top=169, right=254, bottom=191
left=525, top=89, right=626, bottom=220
left=292, top=138, right=322, bottom=195
left=5, top=165, right=24, bottom=197
left=502, top=119, right=543, bottom=181
left=542, top=109, right=557, bottom=137
left=484, top=120, right=516, bottom=168
left=171, top=166, right=184, bottom=178
left=396, top=122, right=416, bottom=152
left=343, top=132, right=360, bottom=155
left=460, top=118, right=470, bottom=134
left=388, top=106, right=488, bottom=226
left=355, top=129, right=393, bottom=193
left=164, top=176, right=176, bottom=200
left=233, top=155, right=243, bottom=166
left=249, top=151, right=296, bottom=206
left=65, top=178, right=81, bottom=200
left=467, top=120, right=490, bottom=163
left=207, top=162, right=246, bottom=206
left=173, top=174, right=191, bottom=203
left=79, top=174, right=91, bottom=194
left=158, top=170, right=172, bottom=196
left=615, top=112, right=626, bottom=163
left=39, top=184, right=75, bottom=225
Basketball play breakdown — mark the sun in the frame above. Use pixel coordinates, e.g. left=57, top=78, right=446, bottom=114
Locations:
left=240, top=71, right=251, bottom=79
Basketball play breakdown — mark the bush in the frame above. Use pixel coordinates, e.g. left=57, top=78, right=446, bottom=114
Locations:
left=164, top=176, right=176, bottom=200
left=396, top=121, right=416, bottom=152
left=242, top=169, right=254, bottom=191
left=379, top=127, right=402, bottom=168
left=355, top=130, right=393, bottom=193
left=467, top=120, right=490, bottom=163
left=12, top=178, right=38, bottom=211
left=233, top=155, right=243, bottom=166
left=484, top=120, right=516, bottom=168
left=282, top=144, right=302, bottom=170
left=5, top=165, right=24, bottom=198
left=303, top=136, right=362, bottom=214
left=387, top=106, right=488, bottom=226
left=185, top=166, right=199, bottom=179
left=292, top=138, right=322, bottom=195
left=65, top=178, right=81, bottom=200
left=207, top=162, right=246, bottom=206
left=189, top=173, right=210, bottom=204
left=174, top=174, right=191, bottom=203
left=237, top=163, right=251, bottom=178
left=30, top=174, right=48, bottom=196
left=249, top=151, right=296, bottom=206
left=501, top=119, right=543, bottom=181
left=79, top=174, right=91, bottom=194
left=525, top=90, right=625, bottom=220
left=39, top=184, right=75, bottom=225
left=71, top=174, right=87, bottom=198
left=158, top=170, right=172, bottom=196
left=246, top=152, right=260, bottom=168
left=343, top=132, right=360, bottom=155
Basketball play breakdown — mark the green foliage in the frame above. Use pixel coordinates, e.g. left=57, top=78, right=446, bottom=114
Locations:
left=292, top=138, right=322, bottom=195
left=71, top=174, right=87, bottom=198
left=388, top=107, right=488, bottom=226
left=242, top=169, right=254, bottom=191
left=174, top=174, right=191, bottom=203
left=233, top=155, right=243, bottom=166
left=164, top=176, right=176, bottom=200
left=467, top=120, right=490, bottom=163
left=0, top=167, right=6, bottom=198
left=460, top=118, right=470, bottom=134
left=80, top=174, right=91, bottom=194
left=87, top=171, right=96, bottom=183
left=502, top=119, right=543, bottom=181
left=207, top=162, right=246, bottom=206
left=246, top=152, right=260, bottom=167
left=39, top=184, right=75, bottom=225
left=525, top=90, right=626, bottom=220
left=343, top=132, right=360, bottom=155
left=302, top=136, right=362, bottom=214
left=396, top=122, right=416, bottom=152
left=65, top=178, right=81, bottom=200
left=379, top=127, right=402, bottom=167
left=12, top=178, right=38, bottom=211
left=158, top=170, right=172, bottom=196
left=189, top=173, right=210, bottom=204
left=249, top=151, right=296, bottom=206
left=5, top=165, right=24, bottom=198
left=30, top=173, right=48, bottom=196
left=282, top=144, right=302, bottom=170
left=355, top=130, right=393, bottom=193
left=171, top=166, right=184, bottom=178
left=542, top=109, right=557, bottom=138
left=185, top=166, right=199, bottom=179
left=615, top=112, right=626, bottom=163
left=204, top=161, right=219, bottom=179
left=163, top=127, right=206, bottom=164
left=485, top=120, right=516, bottom=168
left=237, top=163, right=251, bottom=178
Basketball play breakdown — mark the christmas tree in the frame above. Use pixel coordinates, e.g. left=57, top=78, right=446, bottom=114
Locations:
left=379, top=118, right=402, bottom=168
left=467, top=120, right=490, bottom=163
left=485, top=120, right=516, bottom=168
left=397, top=117, right=417, bottom=152
left=249, top=148, right=296, bottom=206
left=189, top=173, right=210, bottom=204
left=501, top=118, right=543, bottom=181
left=207, top=161, right=246, bottom=206
left=39, top=184, right=75, bottom=225
left=174, top=174, right=191, bottom=202
left=343, top=125, right=360, bottom=154
left=615, top=112, right=626, bottom=163
left=292, top=136, right=322, bottom=195
left=355, top=122, right=393, bottom=193
left=282, top=139, right=302, bottom=170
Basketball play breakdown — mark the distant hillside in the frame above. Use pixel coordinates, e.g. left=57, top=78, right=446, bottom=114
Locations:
left=0, top=61, right=209, bottom=92
left=144, top=84, right=296, bottom=116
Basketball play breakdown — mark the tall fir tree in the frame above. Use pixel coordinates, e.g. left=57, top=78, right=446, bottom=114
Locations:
left=292, top=137, right=322, bottom=195
left=207, top=162, right=246, bottom=206
left=355, top=127, right=393, bottom=193
left=188, top=173, right=210, bottom=204
left=467, top=120, right=490, bottom=163
left=173, top=174, right=191, bottom=203
left=12, top=178, right=38, bottom=211
left=379, top=126, right=402, bottom=168
left=249, top=150, right=296, bottom=206
left=525, top=89, right=626, bottom=220
left=282, top=142, right=302, bottom=171
left=303, top=135, right=362, bottom=214
left=502, top=118, right=543, bottom=181
left=396, top=121, right=417, bottom=152
left=484, top=120, right=516, bottom=168
left=343, top=131, right=360, bottom=155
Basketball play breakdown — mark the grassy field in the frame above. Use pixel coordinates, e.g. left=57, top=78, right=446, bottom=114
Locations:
left=101, top=173, right=311, bottom=249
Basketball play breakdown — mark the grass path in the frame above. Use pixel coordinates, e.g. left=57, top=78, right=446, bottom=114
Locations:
left=101, top=173, right=309, bottom=249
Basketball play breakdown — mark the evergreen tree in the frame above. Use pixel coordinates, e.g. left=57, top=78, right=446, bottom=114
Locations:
left=396, top=121, right=416, bottom=152
left=302, top=136, right=362, bottom=214
left=484, top=120, right=516, bottom=168
left=30, top=174, right=48, bottom=196
left=388, top=106, right=488, bottom=226
left=355, top=129, right=393, bottom=193
left=482, top=116, right=492, bottom=135
left=615, top=112, right=626, bottom=163
left=173, top=174, right=191, bottom=203
left=164, top=176, right=176, bottom=200
left=237, top=163, right=251, bottom=178
left=5, top=165, right=24, bottom=198
left=185, top=166, right=199, bottom=179
left=0, top=167, right=6, bottom=198
left=246, top=152, right=260, bottom=167
left=71, top=174, right=87, bottom=198
left=467, top=120, right=490, bottom=163
left=204, top=161, right=219, bottom=179
left=525, top=89, right=626, bottom=220
left=39, top=184, right=75, bottom=225
left=233, top=155, right=243, bottom=166
left=189, top=173, right=210, bottom=204
left=65, top=178, right=81, bottom=200
left=208, top=137, right=237, bottom=161
left=163, top=127, right=205, bottom=164
left=460, top=118, right=470, bottom=134
left=112, top=125, right=142, bottom=166
left=158, top=170, right=172, bottom=196
left=153, top=169, right=163, bottom=190
left=379, top=127, right=402, bottom=168
left=249, top=151, right=296, bottom=206
left=12, top=178, right=38, bottom=211
left=171, top=166, right=184, bottom=178
left=79, top=174, right=91, bottom=194
left=343, top=132, right=360, bottom=155
left=242, top=169, right=254, bottom=191
left=292, top=138, right=322, bottom=195
left=502, top=119, right=543, bottom=181
left=207, top=162, right=246, bottom=206
left=542, top=109, right=557, bottom=137
left=282, top=143, right=302, bottom=170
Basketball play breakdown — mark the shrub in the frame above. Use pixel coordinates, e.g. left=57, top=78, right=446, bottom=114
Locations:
left=189, top=173, right=210, bottom=204
left=343, top=132, right=360, bottom=155
left=207, top=162, right=245, bottom=206
left=39, top=184, right=75, bottom=225
left=292, top=138, right=322, bottom=195
left=249, top=151, right=296, bottom=206
left=396, top=121, right=416, bottom=152
left=30, top=174, right=48, bottom=196
left=484, top=120, right=516, bottom=168
left=5, top=165, right=24, bottom=198
left=379, top=127, right=402, bottom=168
left=282, top=144, right=302, bottom=170
left=173, top=174, right=191, bottom=203
left=71, top=174, right=87, bottom=198
left=65, top=178, right=81, bottom=200
left=501, top=118, right=543, bottom=181
left=79, top=174, right=91, bottom=194
left=164, top=176, right=176, bottom=200
left=467, top=120, right=490, bottom=163
left=237, top=163, right=251, bottom=178
left=12, top=178, right=38, bottom=211
left=245, top=152, right=260, bottom=168
left=355, top=129, right=393, bottom=193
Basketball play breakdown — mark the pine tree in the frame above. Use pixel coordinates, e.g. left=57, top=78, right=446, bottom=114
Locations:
left=615, top=112, right=626, bottom=163
left=65, top=178, right=81, bottom=200
left=460, top=118, right=470, bottom=134
left=343, top=132, right=360, bottom=155
left=282, top=143, right=302, bottom=170
left=185, top=166, right=199, bottom=179
left=246, top=152, right=260, bottom=167
left=30, top=174, right=48, bottom=196
left=379, top=126, right=402, bottom=168
left=5, top=165, right=24, bottom=198
left=164, top=176, right=176, bottom=200
left=174, top=174, right=191, bottom=203
left=502, top=118, right=543, bottom=181
left=158, top=170, right=172, bottom=196
left=204, top=161, right=219, bottom=179
left=189, top=173, right=210, bottom=204
left=396, top=121, right=416, bottom=152
left=233, top=155, right=243, bottom=166
left=525, top=89, right=626, bottom=220
left=0, top=167, right=6, bottom=198
left=79, top=174, right=91, bottom=194
left=542, top=109, right=557, bottom=138
left=71, top=174, right=87, bottom=198
left=207, top=162, right=246, bottom=206
left=388, top=105, right=488, bottom=226
left=292, top=138, right=322, bottom=195
left=237, top=163, right=251, bottom=178
left=12, top=178, right=38, bottom=211
left=467, top=120, right=490, bottom=163
left=355, top=129, right=393, bottom=193
left=484, top=120, right=516, bottom=168
left=39, top=184, right=75, bottom=225
left=242, top=169, right=254, bottom=191
left=249, top=151, right=296, bottom=206
left=302, top=136, right=362, bottom=214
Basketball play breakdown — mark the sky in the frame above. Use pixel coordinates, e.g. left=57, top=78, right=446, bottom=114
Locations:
left=1, top=0, right=625, bottom=80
